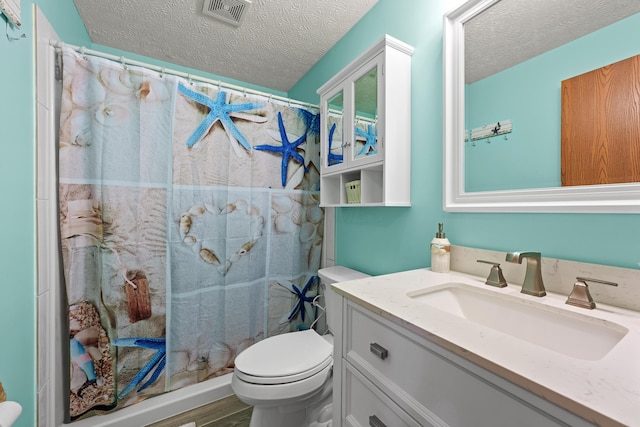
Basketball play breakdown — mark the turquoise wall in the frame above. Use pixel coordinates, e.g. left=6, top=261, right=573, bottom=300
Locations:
left=0, top=1, right=90, bottom=426
left=0, top=12, right=36, bottom=426
left=3, top=0, right=640, bottom=426
left=465, top=12, right=640, bottom=192
left=290, top=0, right=640, bottom=275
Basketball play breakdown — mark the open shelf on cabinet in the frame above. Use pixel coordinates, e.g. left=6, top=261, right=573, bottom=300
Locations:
left=320, top=163, right=390, bottom=207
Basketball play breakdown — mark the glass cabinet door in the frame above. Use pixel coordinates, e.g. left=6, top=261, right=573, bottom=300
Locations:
left=325, top=89, right=345, bottom=169
left=352, top=63, right=379, bottom=163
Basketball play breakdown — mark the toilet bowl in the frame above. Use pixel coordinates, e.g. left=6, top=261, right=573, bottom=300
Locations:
left=231, top=266, right=370, bottom=427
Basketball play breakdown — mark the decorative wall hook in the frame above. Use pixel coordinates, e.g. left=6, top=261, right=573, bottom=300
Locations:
left=470, top=119, right=512, bottom=141
left=5, top=20, right=24, bottom=41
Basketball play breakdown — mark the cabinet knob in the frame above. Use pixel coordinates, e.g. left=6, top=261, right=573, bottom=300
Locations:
left=369, top=415, right=387, bottom=427
left=370, top=342, right=388, bottom=360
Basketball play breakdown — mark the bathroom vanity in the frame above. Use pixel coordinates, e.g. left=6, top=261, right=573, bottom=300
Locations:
left=331, top=267, right=640, bottom=427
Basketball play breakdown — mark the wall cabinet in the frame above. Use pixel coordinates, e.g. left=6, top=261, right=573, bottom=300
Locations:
left=333, top=298, right=596, bottom=427
left=317, top=35, right=413, bottom=207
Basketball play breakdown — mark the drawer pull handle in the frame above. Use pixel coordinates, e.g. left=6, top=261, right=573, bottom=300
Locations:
left=369, top=415, right=387, bottom=427
left=370, top=343, right=388, bottom=360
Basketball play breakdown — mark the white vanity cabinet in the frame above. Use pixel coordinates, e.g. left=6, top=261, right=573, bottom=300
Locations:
left=317, top=35, right=413, bottom=207
left=334, top=298, right=596, bottom=427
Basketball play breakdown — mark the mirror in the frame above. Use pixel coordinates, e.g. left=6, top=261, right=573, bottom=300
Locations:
left=327, top=90, right=345, bottom=166
left=354, top=65, right=378, bottom=160
left=324, top=66, right=378, bottom=168
left=443, top=0, right=640, bottom=212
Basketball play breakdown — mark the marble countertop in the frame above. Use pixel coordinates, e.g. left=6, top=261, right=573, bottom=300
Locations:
left=332, top=268, right=640, bottom=427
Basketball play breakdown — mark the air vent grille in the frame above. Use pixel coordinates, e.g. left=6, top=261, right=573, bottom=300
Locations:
left=202, top=0, right=251, bottom=27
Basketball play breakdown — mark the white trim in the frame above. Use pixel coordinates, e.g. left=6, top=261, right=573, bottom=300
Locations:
left=0, top=0, right=20, bottom=27
left=442, top=0, right=640, bottom=213
left=35, top=6, right=63, bottom=426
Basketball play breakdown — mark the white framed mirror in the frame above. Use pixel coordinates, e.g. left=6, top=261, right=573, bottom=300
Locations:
left=443, top=0, right=640, bottom=213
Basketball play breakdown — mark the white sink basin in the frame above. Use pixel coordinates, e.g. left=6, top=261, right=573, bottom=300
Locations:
left=407, top=283, right=628, bottom=361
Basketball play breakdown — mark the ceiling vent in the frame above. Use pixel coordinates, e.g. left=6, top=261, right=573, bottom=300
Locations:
left=202, top=0, right=251, bottom=27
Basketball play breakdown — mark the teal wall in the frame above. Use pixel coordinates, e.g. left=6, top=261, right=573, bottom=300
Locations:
left=465, top=12, right=640, bottom=192
left=0, top=1, right=90, bottom=426
left=290, top=0, right=450, bottom=275
left=290, top=0, right=640, bottom=275
left=2, top=0, right=640, bottom=426
left=0, top=11, right=36, bottom=426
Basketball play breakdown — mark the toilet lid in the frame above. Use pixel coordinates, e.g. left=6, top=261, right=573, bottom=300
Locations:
left=234, top=329, right=332, bottom=384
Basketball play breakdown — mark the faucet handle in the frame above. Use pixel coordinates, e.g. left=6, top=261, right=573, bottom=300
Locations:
left=565, top=277, right=618, bottom=309
left=477, top=260, right=507, bottom=288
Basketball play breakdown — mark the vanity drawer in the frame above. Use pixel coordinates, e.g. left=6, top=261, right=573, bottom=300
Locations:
left=344, top=302, right=568, bottom=427
left=343, top=362, right=424, bottom=427
left=345, top=302, right=431, bottom=396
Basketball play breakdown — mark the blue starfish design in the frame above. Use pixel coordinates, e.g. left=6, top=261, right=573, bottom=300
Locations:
left=327, top=123, right=343, bottom=166
left=355, top=124, right=378, bottom=157
left=178, top=83, right=265, bottom=154
left=288, top=276, right=318, bottom=322
left=297, top=108, right=321, bottom=137
left=112, top=337, right=166, bottom=399
left=254, top=111, right=309, bottom=187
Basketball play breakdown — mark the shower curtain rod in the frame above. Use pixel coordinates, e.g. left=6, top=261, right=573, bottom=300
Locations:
left=50, top=40, right=319, bottom=110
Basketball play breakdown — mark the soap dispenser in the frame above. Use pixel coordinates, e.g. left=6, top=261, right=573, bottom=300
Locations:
left=430, top=223, right=451, bottom=273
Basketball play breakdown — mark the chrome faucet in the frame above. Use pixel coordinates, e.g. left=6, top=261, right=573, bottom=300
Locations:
left=505, top=251, right=546, bottom=296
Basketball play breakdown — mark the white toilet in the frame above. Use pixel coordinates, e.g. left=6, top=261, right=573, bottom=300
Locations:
left=231, top=266, right=370, bottom=427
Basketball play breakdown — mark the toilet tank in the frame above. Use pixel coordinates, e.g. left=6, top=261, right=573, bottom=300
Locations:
left=318, top=266, right=370, bottom=334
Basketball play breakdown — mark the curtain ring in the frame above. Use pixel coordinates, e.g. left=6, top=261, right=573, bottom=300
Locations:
left=268, top=94, right=273, bottom=103
left=187, top=74, right=193, bottom=85
left=120, top=56, right=127, bottom=69
left=79, top=46, right=87, bottom=59
left=160, top=67, right=165, bottom=78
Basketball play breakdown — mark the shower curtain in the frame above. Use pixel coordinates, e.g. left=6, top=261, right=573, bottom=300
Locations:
left=58, top=47, right=324, bottom=420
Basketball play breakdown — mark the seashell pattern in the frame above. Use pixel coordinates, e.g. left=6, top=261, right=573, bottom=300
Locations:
left=199, top=248, right=221, bottom=265
left=179, top=213, right=192, bottom=239
left=178, top=198, right=266, bottom=276
left=99, top=68, right=136, bottom=95
left=68, top=301, right=115, bottom=417
left=95, top=104, right=130, bottom=126
left=270, top=194, right=324, bottom=270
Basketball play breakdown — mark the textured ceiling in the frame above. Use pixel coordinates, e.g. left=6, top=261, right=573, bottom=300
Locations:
left=73, top=0, right=378, bottom=92
left=465, top=0, right=640, bottom=83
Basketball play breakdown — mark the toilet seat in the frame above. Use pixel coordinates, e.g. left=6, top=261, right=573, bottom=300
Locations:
left=234, top=329, right=333, bottom=385
left=235, top=356, right=332, bottom=385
